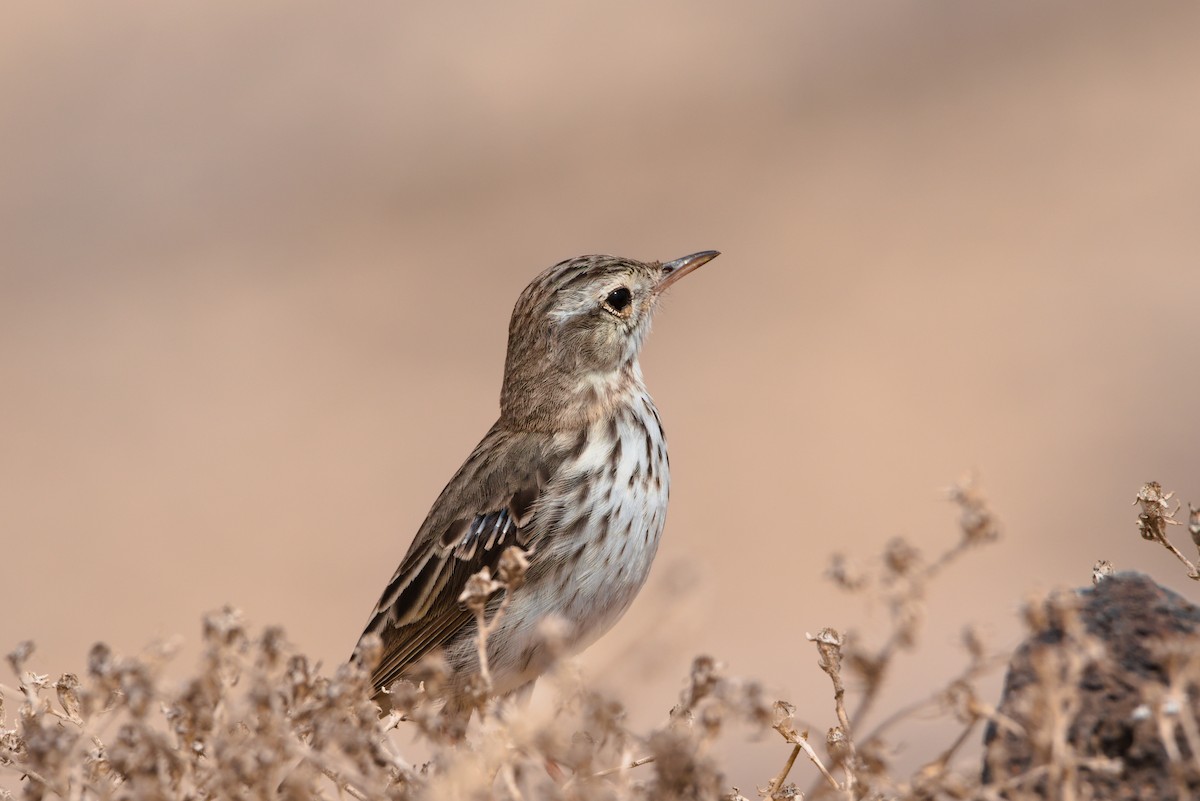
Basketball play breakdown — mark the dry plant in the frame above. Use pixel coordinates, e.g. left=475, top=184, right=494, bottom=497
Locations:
left=0, top=607, right=778, bottom=801
left=754, top=475, right=1008, bottom=801
left=4, top=478, right=1199, bottom=800
left=1134, top=481, right=1200, bottom=580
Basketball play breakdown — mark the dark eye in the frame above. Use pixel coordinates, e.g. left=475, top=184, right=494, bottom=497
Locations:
left=604, top=287, right=632, bottom=313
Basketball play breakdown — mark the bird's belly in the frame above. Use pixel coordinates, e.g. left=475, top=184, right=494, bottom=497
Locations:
left=485, top=407, right=670, bottom=692
left=488, top=494, right=667, bottom=694
left=545, top=480, right=668, bottom=641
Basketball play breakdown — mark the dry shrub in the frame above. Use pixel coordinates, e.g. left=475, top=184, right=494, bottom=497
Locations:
left=0, top=610, right=774, bottom=801
left=3, top=478, right=1198, bottom=800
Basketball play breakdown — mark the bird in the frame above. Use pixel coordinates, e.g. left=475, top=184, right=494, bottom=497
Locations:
left=355, top=250, right=719, bottom=710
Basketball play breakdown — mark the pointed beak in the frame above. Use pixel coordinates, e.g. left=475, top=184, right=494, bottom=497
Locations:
left=656, top=250, right=720, bottom=293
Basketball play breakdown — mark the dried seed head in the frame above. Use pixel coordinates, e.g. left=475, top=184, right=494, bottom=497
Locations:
left=678, top=655, right=721, bottom=712
left=407, top=652, right=450, bottom=697
left=883, top=537, right=920, bottom=578
left=770, top=700, right=801, bottom=743
left=6, top=641, right=33, bottom=678
left=1134, top=481, right=1180, bottom=540
left=258, top=626, right=287, bottom=670
left=55, top=673, right=82, bottom=724
left=948, top=475, right=1001, bottom=546
left=461, top=673, right=491, bottom=713
left=826, top=552, right=868, bottom=592
left=826, top=725, right=851, bottom=761
left=496, top=545, right=529, bottom=591
left=118, top=662, right=156, bottom=718
left=807, top=628, right=845, bottom=676
left=353, top=633, right=384, bottom=673
left=87, top=642, right=114, bottom=680
left=943, top=680, right=979, bottom=724
left=458, top=566, right=503, bottom=614
left=1092, top=559, right=1114, bottom=585
left=202, top=606, right=247, bottom=649
left=24, top=670, right=50, bottom=690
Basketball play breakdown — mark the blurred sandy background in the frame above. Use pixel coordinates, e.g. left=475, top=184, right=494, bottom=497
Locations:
left=4, top=0, right=1200, bottom=788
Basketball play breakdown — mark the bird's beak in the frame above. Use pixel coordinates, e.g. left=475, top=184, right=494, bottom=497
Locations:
left=656, top=250, right=720, bottom=293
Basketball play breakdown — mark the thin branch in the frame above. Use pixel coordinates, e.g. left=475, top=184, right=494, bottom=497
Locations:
left=767, top=745, right=801, bottom=797
left=796, top=737, right=841, bottom=791
left=590, top=755, right=657, bottom=779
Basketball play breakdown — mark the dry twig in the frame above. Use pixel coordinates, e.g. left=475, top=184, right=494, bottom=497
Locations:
left=1134, top=481, right=1200, bottom=579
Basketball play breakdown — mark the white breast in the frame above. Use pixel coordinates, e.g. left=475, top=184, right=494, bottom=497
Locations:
left=481, top=393, right=670, bottom=693
left=558, top=397, right=670, bottom=624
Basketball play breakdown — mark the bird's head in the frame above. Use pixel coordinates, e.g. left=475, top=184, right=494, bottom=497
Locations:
left=499, top=251, right=718, bottom=429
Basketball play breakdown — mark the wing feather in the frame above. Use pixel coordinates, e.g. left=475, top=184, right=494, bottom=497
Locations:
left=358, top=423, right=568, bottom=695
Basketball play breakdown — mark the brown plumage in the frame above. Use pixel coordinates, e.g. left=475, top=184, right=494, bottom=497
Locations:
left=356, top=251, right=719, bottom=705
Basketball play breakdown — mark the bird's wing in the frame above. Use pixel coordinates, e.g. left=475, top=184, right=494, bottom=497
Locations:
left=359, top=423, right=578, bottom=694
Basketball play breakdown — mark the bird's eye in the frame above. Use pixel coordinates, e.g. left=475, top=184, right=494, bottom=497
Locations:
left=604, top=287, right=632, bottom=313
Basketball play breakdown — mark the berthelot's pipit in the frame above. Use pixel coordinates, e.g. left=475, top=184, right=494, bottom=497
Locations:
left=357, top=251, right=719, bottom=707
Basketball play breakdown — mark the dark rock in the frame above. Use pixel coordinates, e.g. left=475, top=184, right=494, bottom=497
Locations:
left=983, top=572, right=1200, bottom=800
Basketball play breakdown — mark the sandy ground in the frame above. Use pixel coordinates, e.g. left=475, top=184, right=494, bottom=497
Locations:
left=4, top=1, right=1200, bottom=789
